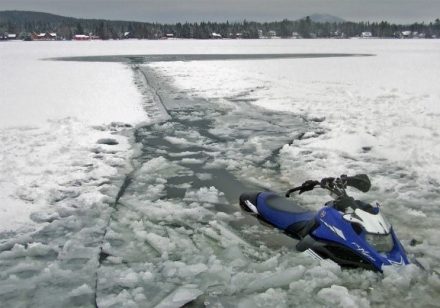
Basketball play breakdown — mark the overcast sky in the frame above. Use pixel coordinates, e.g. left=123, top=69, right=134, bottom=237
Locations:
left=1, top=0, right=439, bottom=23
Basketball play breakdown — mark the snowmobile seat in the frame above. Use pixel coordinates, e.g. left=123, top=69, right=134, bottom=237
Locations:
left=256, top=192, right=316, bottom=230
left=263, top=193, right=309, bottom=213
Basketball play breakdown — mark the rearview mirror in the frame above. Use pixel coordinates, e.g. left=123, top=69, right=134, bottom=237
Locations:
left=346, top=174, right=371, bottom=192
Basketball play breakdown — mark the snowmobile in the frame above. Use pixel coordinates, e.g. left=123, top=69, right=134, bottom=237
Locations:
left=239, top=174, right=409, bottom=271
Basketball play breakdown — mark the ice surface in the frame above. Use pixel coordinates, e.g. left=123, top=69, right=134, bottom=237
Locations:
left=317, top=285, right=370, bottom=308
left=0, top=119, right=136, bottom=232
left=1, top=39, right=440, bottom=307
left=154, top=285, right=203, bottom=308
left=0, top=44, right=148, bottom=128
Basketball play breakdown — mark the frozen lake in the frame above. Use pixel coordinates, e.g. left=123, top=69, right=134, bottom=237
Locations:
left=0, top=40, right=439, bottom=307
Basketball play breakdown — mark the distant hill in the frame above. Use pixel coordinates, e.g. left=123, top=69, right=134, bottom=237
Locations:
left=307, top=14, right=346, bottom=23
left=0, top=10, right=347, bottom=25
left=0, top=10, right=77, bottom=24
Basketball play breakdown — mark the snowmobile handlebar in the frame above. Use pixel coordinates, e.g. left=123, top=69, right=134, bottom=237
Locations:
left=285, top=174, right=371, bottom=198
left=285, top=180, right=320, bottom=197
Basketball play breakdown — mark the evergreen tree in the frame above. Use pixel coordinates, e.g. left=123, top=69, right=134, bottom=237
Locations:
left=298, top=16, right=312, bottom=38
left=75, top=22, right=84, bottom=35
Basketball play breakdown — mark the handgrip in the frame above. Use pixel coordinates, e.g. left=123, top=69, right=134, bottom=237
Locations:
left=286, top=180, right=320, bottom=197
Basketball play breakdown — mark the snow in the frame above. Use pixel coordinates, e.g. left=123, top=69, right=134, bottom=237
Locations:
left=317, top=285, right=370, bottom=308
left=0, top=42, right=150, bottom=234
left=0, top=118, right=139, bottom=233
left=0, top=45, right=147, bottom=128
left=69, top=284, right=94, bottom=297
left=154, top=285, right=203, bottom=308
left=184, top=186, right=224, bottom=204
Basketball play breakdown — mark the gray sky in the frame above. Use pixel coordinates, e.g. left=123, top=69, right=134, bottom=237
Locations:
left=1, top=0, right=439, bottom=23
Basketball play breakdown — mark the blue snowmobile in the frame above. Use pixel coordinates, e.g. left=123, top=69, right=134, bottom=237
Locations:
left=239, top=174, right=409, bottom=271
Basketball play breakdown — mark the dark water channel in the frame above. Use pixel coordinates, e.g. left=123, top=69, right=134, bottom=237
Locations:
left=132, top=65, right=308, bottom=241
left=52, top=53, right=372, bottom=64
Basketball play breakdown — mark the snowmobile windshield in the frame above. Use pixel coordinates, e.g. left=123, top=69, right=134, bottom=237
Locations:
left=365, top=233, right=394, bottom=253
left=343, top=208, right=391, bottom=234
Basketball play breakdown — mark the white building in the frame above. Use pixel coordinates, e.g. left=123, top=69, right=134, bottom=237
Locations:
left=73, top=34, right=90, bottom=40
left=361, top=32, right=373, bottom=38
left=401, top=31, right=412, bottom=38
left=268, top=30, right=277, bottom=37
left=211, top=32, right=222, bottom=39
left=291, top=32, right=300, bottom=39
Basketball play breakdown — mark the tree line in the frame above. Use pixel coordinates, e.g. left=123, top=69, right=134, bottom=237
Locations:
left=1, top=11, right=439, bottom=39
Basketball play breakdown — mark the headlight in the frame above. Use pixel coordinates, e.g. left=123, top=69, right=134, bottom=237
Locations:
left=365, top=233, right=394, bottom=253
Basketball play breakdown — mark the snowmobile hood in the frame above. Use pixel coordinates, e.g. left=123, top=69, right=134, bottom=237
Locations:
left=311, top=207, right=410, bottom=271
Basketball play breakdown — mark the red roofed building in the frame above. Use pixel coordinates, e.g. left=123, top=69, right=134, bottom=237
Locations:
left=31, top=32, right=57, bottom=41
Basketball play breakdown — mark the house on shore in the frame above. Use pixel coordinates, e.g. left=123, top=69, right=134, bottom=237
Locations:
left=73, top=34, right=100, bottom=40
left=0, top=33, right=18, bottom=40
left=268, top=30, right=277, bottom=38
left=361, top=31, right=373, bottom=38
left=291, top=32, right=301, bottom=39
left=73, top=34, right=89, bottom=40
left=227, top=32, right=243, bottom=39
left=211, top=32, right=222, bottom=39
left=399, top=31, right=426, bottom=39
left=401, top=30, right=412, bottom=38
left=123, top=32, right=135, bottom=39
left=31, top=32, right=57, bottom=40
